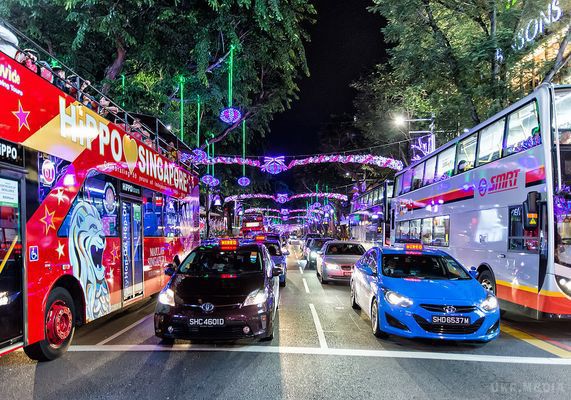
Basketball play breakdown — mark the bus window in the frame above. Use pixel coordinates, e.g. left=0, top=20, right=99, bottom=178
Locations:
left=477, top=119, right=505, bottom=165
left=504, top=101, right=540, bottom=156
left=555, top=90, right=571, bottom=145
left=409, top=219, right=421, bottom=242
left=396, top=221, right=410, bottom=243
left=436, top=146, right=455, bottom=182
left=455, top=133, right=477, bottom=174
left=164, top=197, right=180, bottom=237
left=395, top=175, right=402, bottom=196
left=421, top=218, right=433, bottom=245
left=432, top=216, right=450, bottom=246
left=411, top=163, right=424, bottom=191
left=143, top=189, right=163, bottom=237
left=401, top=168, right=413, bottom=194
left=423, top=156, right=436, bottom=186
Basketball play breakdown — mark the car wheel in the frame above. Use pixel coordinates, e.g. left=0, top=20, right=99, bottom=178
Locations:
left=319, top=270, right=327, bottom=284
left=280, top=279, right=286, bottom=287
left=371, top=299, right=387, bottom=339
left=478, top=269, right=496, bottom=294
left=351, top=282, right=360, bottom=310
left=24, top=287, right=76, bottom=361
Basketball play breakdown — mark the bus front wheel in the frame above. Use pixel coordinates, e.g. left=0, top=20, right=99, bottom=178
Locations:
left=24, top=287, right=76, bottom=361
left=478, top=269, right=496, bottom=294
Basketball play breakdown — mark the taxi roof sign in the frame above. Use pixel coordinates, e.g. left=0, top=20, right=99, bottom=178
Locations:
left=255, top=235, right=266, bottom=242
left=405, top=243, right=423, bottom=251
left=220, top=239, right=239, bottom=251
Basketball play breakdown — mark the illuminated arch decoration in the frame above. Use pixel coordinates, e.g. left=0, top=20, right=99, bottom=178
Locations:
left=192, top=153, right=403, bottom=173
left=244, top=208, right=281, bottom=214
left=261, top=156, right=288, bottom=175
left=275, top=193, right=289, bottom=204
left=237, top=176, right=251, bottom=187
left=224, top=192, right=348, bottom=204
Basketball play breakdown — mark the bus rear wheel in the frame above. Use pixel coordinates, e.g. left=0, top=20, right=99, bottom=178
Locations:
left=24, top=287, right=76, bottom=361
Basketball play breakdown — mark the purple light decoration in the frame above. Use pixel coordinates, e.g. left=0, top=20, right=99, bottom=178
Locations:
left=210, top=178, right=220, bottom=187
left=192, top=148, right=208, bottom=163
left=201, top=174, right=215, bottom=185
left=276, top=193, right=288, bottom=204
left=219, top=107, right=242, bottom=124
left=261, top=156, right=287, bottom=175
left=237, top=176, right=251, bottom=187
left=281, top=208, right=289, bottom=215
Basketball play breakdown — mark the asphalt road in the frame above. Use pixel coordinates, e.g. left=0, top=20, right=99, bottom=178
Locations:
left=2, top=244, right=571, bottom=400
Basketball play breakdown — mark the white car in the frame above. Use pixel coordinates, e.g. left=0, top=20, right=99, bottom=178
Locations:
left=316, top=241, right=366, bottom=284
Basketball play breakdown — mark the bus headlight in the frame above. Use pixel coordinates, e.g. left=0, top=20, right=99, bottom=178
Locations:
left=385, top=290, right=413, bottom=307
left=158, top=288, right=175, bottom=307
left=480, top=294, right=498, bottom=312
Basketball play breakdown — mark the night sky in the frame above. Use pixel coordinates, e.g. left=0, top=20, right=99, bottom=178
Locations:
left=265, top=0, right=387, bottom=156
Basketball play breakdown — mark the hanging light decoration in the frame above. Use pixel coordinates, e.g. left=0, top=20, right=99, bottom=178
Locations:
left=201, top=175, right=216, bottom=186
left=220, top=45, right=242, bottom=124
left=237, top=120, right=250, bottom=187
left=192, top=148, right=207, bottom=163
left=261, top=156, right=287, bottom=175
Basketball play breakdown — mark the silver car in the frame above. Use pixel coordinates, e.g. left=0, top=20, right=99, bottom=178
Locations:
left=316, top=241, right=366, bottom=284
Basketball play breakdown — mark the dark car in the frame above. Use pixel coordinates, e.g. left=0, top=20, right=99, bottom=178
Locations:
left=304, top=237, right=333, bottom=267
left=155, top=240, right=282, bottom=342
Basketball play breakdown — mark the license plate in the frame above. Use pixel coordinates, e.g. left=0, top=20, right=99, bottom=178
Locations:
left=188, top=318, right=225, bottom=327
left=431, top=315, right=470, bottom=325
left=343, top=271, right=352, bottom=277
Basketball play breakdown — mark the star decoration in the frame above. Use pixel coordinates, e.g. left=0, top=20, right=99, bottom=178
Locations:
left=12, top=100, right=30, bottom=132
left=54, top=188, right=67, bottom=205
left=39, top=206, right=56, bottom=235
left=110, top=243, right=120, bottom=263
left=56, top=242, right=65, bottom=259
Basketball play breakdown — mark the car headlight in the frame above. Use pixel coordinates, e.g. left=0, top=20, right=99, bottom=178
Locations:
left=385, top=290, right=413, bottom=307
left=243, top=289, right=268, bottom=307
left=158, top=288, right=175, bottom=307
left=480, top=294, right=498, bottom=312
left=310, top=251, right=318, bottom=259
left=324, top=263, right=340, bottom=270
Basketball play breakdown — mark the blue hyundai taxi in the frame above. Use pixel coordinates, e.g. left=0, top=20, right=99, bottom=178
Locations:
left=350, top=245, right=500, bottom=342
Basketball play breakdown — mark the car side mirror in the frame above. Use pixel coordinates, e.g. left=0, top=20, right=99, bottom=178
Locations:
left=272, top=267, right=283, bottom=277
left=165, top=263, right=176, bottom=276
left=469, top=266, right=478, bottom=279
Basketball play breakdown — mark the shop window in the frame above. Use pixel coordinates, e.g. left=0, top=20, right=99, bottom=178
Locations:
left=455, top=133, right=477, bottom=173
left=504, top=101, right=540, bottom=156
left=477, top=119, right=505, bottom=165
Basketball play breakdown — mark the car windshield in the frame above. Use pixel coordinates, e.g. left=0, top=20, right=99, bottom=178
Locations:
left=265, top=243, right=282, bottom=256
left=325, top=243, right=365, bottom=255
left=381, top=254, right=470, bottom=280
left=310, top=239, right=330, bottom=249
left=178, top=246, right=263, bottom=276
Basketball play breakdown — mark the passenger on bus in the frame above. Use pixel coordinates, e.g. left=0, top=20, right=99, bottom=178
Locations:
left=457, top=160, right=467, bottom=173
left=53, top=66, right=68, bottom=93
left=98, top=96, right=119, bottom=119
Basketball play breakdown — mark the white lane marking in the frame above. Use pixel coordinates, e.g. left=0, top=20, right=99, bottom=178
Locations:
left=69, top=344, right=571, bottom=365
left=302, top=278, right=310, bottom=294
left=96, top=314, right=153, bottom=345
left=309, top=303, right=328, bottom=349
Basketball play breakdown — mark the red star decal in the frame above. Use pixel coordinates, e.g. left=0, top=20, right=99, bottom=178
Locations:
left=12, top=100, right=30, bottom=132
left=39, top=206, right=56, bottom=235
left=110, top=243, right=120, bottom=263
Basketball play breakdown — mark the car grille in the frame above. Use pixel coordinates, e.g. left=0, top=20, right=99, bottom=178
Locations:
left=341, top=265, right=353, bottom=271
left=420, top=304, right=477, bottom=313
left=413, top=315, right=484, bottom=334
left=182, top=303, right=242, bottom=311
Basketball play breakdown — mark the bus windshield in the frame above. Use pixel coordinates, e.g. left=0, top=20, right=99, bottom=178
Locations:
left=381, top=254, right=471, bottom=280
left=555, top=89, right=571, bottom=267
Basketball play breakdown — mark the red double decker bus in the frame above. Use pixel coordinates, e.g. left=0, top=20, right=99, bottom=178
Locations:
left=0, top=27, right=200, bottom=360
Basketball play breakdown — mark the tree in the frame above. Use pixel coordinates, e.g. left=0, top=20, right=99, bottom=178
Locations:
left=356, top=0, right=570, bottom=153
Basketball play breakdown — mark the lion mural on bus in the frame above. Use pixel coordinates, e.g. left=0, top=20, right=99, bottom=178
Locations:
left=68, top=201, right=111, bottom=321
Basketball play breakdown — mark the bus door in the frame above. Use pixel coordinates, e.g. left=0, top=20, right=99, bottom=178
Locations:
left=120, top=199, right=144, bottom=303
left=0, top=174, right=24, bottom=350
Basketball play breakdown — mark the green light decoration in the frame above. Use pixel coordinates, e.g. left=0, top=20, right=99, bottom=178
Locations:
left=242, top=121, right=246, bottom=176
left=315, top=183, right=319, bottom=203
left=197, top=95, right=201, bottom=147
left=228, top=45, right=234, bottom=108
left=179, top=76, right=185, bottom=141
left=120, top=74, right=125, bottom=107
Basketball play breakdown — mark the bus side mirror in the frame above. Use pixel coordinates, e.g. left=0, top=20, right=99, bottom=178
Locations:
left=523, top=191, right=540, bottom=231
